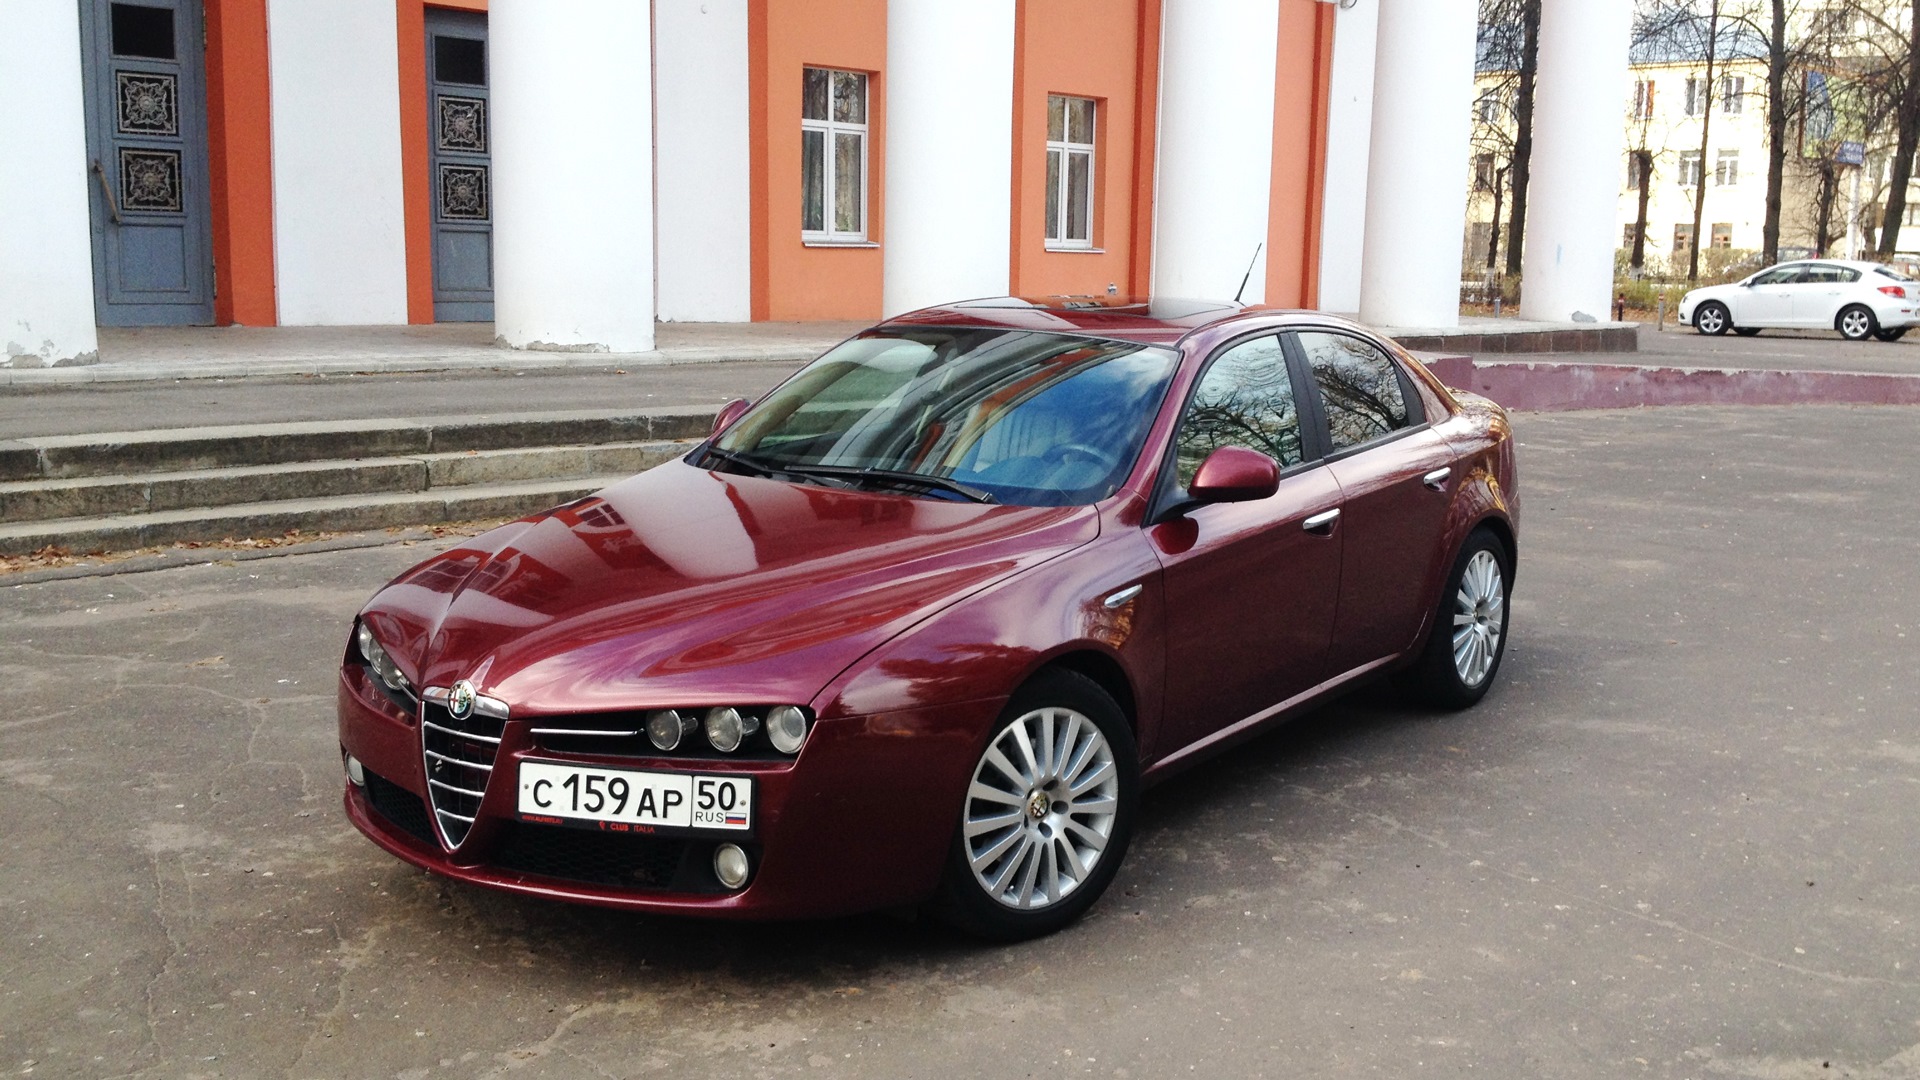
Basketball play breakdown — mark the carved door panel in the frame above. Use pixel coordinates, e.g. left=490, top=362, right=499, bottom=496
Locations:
left=79, top=0, right=216, bottom=326
left=426, top=9, right=494, bottom=322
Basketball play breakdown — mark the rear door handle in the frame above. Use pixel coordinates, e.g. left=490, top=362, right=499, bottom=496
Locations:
left=1303, top=508, right=1340, bottom=534
left=1422, top=467, right=1452, bottom=492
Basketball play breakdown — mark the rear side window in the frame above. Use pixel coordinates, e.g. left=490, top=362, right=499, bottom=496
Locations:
left=1298, top=332, right=1413, bottom=454
left=1173, top=335, right=1303, bottom=487
left=1874, top=265, right=1917, bottom=282
left=1804, top=264, right=1860, bottom=283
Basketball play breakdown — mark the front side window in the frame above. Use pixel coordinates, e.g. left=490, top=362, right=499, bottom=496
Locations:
left=1751, top=265, right=1804, bottom=285
left=712, top=328, right=1178, bottom=507
left=1298, top=332, right=1412, bottom=454
left=802, top=67, right=867, bottom=241
left=1174, top=335, right=1303, bottom=488
left=1046, top=95, right=1096, bottom=249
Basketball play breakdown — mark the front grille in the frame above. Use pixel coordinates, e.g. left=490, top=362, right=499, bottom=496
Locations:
left=362, top=770, right=436, bottom=848
left=422, top=700, right=505, bottom=847
left=492, top=821, right=695, bottom=889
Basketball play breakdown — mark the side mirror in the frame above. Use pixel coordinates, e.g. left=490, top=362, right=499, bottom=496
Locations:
left=1188, top=446, right=1280, bottom=504
left=709, top=397, right=752, bottom=440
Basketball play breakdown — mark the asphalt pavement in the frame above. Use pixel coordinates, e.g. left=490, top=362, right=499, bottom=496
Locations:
left=3, top=403, right=1917, bottom=1079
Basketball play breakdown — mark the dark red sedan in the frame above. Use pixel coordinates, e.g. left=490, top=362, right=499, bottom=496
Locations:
left=337, top=297, right=1518, bottom=939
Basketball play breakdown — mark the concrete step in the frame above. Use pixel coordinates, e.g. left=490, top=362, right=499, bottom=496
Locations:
left=0, top=441, right=689, bottom=525
left=0, top=406, right=716, bottom=483
left=0, top=475, right=635, bottom=556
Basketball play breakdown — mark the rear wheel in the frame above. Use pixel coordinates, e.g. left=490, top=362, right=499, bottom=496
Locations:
left=1874, top=327, right=1908, bottom=342
left=1405, top=528, right=1512, bottom=711
left=1694, top=302, right=1731, bottom=335
left=933, top=669, right=1137, bottom=940
left=1838, top=305, right=1878, bottom=341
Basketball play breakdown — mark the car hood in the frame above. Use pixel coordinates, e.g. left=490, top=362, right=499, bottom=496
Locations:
left=361, top=460, right=1098, bottom=714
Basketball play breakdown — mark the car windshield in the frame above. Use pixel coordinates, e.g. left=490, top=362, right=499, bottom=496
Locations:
left=707, top=328, right=1180, bottom=507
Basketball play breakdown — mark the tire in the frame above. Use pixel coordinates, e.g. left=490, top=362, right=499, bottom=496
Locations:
left=932, top=669, right=1137, bottom=941
left=1874, top=327, right=1908, bottom=342
left=1405, top=527, right=1513, bottom=711
left=1694, top=301, right=1732, bottom=335
left=1837, top=305, right=1878, bottom=341
left=1734, top=327, right=1762, bottom=337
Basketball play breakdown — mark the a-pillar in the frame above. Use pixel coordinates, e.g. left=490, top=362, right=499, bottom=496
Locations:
left=1152, top=0, right=1282, bottom=303
left=490, top=0, right=653, bottom=352
left=882, top=1, right=1017, bottom=317
left=1358, top=0, right=1479, bottom=328
left=1520, top=0, right=1632, bottom=322
left=0, top=1, right=100, bottom=365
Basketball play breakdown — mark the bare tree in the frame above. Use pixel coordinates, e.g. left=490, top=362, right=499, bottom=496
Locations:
left=1476, top=0, right=1541, bottom=277
left=1857, top=0, right=1920, bottom=253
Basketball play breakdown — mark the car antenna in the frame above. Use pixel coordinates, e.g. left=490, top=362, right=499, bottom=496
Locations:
left=1232, top=243, right=1264, bottom=305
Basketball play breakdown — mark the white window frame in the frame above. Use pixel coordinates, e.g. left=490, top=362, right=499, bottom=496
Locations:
left=1684, top=77, right=1705, bottom=116
left=801, top=67, right=869, bottom=244
left=1720, top=74, right=1745, bottom=114
left=1045, top=94, right=1097, bottom=251
left=1679, top=149, right=1703, bottom=187
left=1715, top=149, right=1740, bottom=186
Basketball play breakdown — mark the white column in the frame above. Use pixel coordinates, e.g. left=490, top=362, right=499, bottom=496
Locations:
left=492, top=0, right=654, bottom=351
left=267, top=0, right=409, bottom=325
left=0, top=0, right=99, bottom=365
left=1520, top=0, right=1631, bottom=322
left=882, top=0, right=1016, bottom=318
left=1358, top=0, right=1479, bottom=328
left=1152, top=0, right=1281, bottom=303
left=1317, top=0, right=1380, bottom=315
left=655, top=0, right=751, bottom=322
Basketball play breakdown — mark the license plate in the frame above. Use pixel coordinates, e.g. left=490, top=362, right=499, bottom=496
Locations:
left=517, top=761, right=753, bottom=832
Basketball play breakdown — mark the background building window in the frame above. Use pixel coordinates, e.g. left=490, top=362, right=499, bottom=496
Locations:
left=1632, top=80, right=1656, bottom=120
left=1710, top=223, right=1733, bottom=248
left=1476, top=91, right=1503, bottom=123
left=1475, top=153, right=1497, bottom=191
left=1720, top=75, right=1745, bottom=113
left=802, top=67, right=867, bottom=242
left=1623, top=223, right=1640, bottom=247
left=1046, top=94, right=1096, bottom=249
left=1626, top=152, right=1647, bottom=190
left=1678, top=150, right=1703, bottom=186
left=1673, top=223, right=1695, bottom=256
left=1716, top=149, right=1740, bottom=186
left=1906, top=202, right=1920, bottom=227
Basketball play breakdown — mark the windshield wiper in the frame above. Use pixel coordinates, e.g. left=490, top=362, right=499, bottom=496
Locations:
left=772, top=463, right=997, bottom=504
left=700, top=445, right=779, bottom=477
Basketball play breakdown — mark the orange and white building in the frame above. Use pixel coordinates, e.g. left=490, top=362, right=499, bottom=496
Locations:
left=0, top=0, right=1631, bottom=366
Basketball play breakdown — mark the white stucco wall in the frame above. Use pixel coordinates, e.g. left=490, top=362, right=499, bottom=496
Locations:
left=266, top=0, right=409, bottom=325
left=883, top=0, right=1017, bottom=317
left=1317, top=0, right=1380, bottom=315
left=1151, top=0, right=1282, bottom=303
left=654, top=0, right=752, bottom=323
left=0, top=0, right=100, bottom=364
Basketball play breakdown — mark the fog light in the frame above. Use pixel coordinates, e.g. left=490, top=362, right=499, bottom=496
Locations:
left=703, top=707, right=759, bottom=753
left=766, top=705, right=808, bottom=754
left=645, top=709, right=695, bottom=751
left=344, top=754, right=366, bottom=787
left=713, top=843, right=750, bottom=889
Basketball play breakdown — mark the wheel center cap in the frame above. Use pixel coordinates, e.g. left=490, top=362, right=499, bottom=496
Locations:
left=1027, top=792, right=1052, bottom=819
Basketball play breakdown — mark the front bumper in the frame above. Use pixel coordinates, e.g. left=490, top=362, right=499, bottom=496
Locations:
left=336, top=665, right=1000, bottom=919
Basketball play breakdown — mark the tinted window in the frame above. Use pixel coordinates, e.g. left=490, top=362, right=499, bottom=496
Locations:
left=1874, top=265, right=1916, bottom=282
left=1804, top=264, right=1860, bottom=283
left=1299, top=332, right=1411, bottom=453
left=1174, top=335, right=1302, bottom=487
left=1753, top=265, right=1805, bottom=285
left=111, top=3, right=175, bottom=59
left=435, top=36, right=486, bottom=86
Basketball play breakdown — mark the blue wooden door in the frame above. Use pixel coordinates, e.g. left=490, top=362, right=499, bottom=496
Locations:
left=79, top=0, right=216, bottom=326
left=426, top=9, right=494, bottom=322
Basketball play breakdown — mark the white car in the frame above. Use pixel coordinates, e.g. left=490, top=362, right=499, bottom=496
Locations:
left=1678, top=260, right=1920, bottom=342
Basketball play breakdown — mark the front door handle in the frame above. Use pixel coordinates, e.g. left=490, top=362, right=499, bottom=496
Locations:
left=1303, top=508, right=1340, bottom=534
left=1422, top=467, right=1452, bottom=492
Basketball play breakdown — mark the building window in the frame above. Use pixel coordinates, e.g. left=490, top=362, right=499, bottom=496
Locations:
left=1475, top=91, right=1503, bottom=123
left=1046, top=94, right=1096, bottom=249
left=1626, top=152, right=1647, bottom=190
left=802, top=67, right=868, bottom=242
left=1721, top=75, right=1745, bottom=113
left=1623, top=223, right=1640, bottom=247
left=1632, top=79, right=1655, bottom=120
left=1684, top=77, right=1707, bottom=116
left=1674, top=223, right=1695, bottom=255
left=1906, top=202, right=1920, bottom=227
left=1678, top=150, right=1703, bottom=187
left=1475, top=153, right=1497, bottom=192
left=1711, top=223, right=1733, bottom=248
left=1716, top=149, right=1740, bottom=186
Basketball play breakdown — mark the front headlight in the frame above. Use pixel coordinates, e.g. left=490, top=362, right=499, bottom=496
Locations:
left=355, top=622, right=413, bottom=695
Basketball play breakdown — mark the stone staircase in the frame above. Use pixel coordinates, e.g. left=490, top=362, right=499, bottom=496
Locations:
left=0, top=407, right=714, bottom=556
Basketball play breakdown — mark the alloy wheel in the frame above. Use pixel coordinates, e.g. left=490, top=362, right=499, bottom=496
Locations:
left=1696, top=305, right=1727, bottom=334
left=1451, top=549, right=1506, bottom=689
left=1840, top=308, right=1874, bottom=340
left=963, top=706, right=1119, bottom=910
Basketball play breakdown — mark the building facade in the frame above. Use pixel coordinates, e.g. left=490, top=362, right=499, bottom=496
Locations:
left=2, top=0, right=1629, bottom=366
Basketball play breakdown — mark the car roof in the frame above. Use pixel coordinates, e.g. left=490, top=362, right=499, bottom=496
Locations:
left=881, top=296, right=1373, bottom=346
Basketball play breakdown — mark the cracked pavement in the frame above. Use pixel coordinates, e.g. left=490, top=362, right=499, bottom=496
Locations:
left=3, top=404, right=1918, bottom=1079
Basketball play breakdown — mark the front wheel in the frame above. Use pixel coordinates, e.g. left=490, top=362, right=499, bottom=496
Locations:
left=1694, top=301, right=1731, bottom=335
left=1837, top=305, right=1879, bottom=341
left=1874, top=327, right=1909, bottom=342
left=1405, top=528, right=1513, bottom=710
left=933, top=669, right=1137, bottom=941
